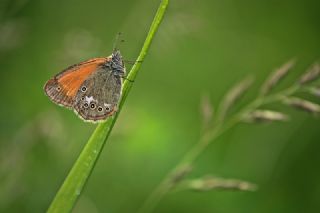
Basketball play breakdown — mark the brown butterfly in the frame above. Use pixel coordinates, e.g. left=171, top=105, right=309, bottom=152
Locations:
left=44, top=50, right=125, bottom=123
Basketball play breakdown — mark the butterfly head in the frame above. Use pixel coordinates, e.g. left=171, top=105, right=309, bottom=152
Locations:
left=111, top=50, right=122, bottom=62
left=109, top=50, right=125, bottom=75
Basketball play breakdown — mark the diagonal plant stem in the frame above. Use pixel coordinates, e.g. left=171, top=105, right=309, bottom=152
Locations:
left=47, top=0, right=169, bottom=212
left=138, top=83, right=303, bottom=213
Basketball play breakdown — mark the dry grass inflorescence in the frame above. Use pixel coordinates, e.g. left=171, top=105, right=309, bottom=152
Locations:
left=139, top=60, right=320, bottom=213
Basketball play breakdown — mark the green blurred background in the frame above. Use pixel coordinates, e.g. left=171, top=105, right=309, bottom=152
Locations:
left=1, top=0, right=320, bottom=212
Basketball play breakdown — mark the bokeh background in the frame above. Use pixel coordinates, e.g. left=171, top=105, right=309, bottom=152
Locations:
left=1, top=0, right=320, bottom=212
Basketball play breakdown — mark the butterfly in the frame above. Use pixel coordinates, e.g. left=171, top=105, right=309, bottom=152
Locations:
left=44, top=50, right=125, bottom=123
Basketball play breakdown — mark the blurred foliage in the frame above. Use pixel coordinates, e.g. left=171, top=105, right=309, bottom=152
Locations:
left=0, top=0, right=320, bottom=212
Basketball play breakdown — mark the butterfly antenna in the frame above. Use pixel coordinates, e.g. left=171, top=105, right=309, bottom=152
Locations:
left=113, top=32, right=122, bottom=52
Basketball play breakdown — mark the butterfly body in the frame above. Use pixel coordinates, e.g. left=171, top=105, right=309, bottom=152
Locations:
left=44, top=50, right=125, bottom=122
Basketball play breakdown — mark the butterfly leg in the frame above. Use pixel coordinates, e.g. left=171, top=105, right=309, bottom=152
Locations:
left=123, top=60, right=143, bottom=65
left=121, top=76, right=134, bottom=83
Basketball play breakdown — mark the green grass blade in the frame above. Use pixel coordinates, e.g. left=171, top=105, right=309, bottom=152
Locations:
left=47, top=0, right=169, bottom=212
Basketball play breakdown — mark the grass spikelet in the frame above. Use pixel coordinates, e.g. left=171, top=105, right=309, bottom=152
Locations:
left=283, top=97, right=320, bottom=114
left=186, top=176, right=257, bottom=192
left=260, top=59, right=295, bottom=95
left=218, top=76, right=254, bottom=122
left=299, top=63, right=320, bottom=84
left=243, top=110, right=289, bottom=123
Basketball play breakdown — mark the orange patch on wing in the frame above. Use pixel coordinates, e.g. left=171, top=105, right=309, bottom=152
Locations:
left=57, top=57, right=110, bottom=97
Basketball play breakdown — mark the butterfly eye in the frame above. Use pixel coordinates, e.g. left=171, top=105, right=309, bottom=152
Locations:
left=97, top=106, right=103, bottom=112
left=90, top=103, right=96, bottom=109
left=81, top=86, right=87, bottom=92
left=83, top=102, right=89, bottom=108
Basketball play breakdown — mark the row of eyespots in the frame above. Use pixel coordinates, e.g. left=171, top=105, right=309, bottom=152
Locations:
left=80, top=88, right=112, bottom=112
left=82, top=100, right=112, bottom=112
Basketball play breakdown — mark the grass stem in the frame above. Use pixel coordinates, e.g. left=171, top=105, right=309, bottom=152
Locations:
left=47, top=1, right=169, bottom=212
left=139, top=82, right=303, bottom=213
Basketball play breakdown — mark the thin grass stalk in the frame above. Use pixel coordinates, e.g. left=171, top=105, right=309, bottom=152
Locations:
left=138, top=83, right=303, bottom=213
left=47, top=1, right=169, bottom=212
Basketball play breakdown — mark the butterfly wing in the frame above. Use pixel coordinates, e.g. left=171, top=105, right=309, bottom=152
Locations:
left=44, top=57, right=111, bottom=108
left=73, top=65, right=123, bottom=122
